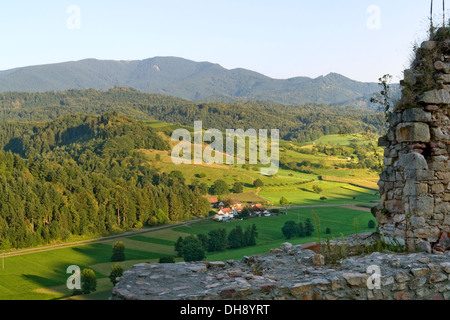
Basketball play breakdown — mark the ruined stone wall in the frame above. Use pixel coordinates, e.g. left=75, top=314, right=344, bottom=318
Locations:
left=372, top=37, right=450, bottom=252
left=110, top=243, right=450, bottom=300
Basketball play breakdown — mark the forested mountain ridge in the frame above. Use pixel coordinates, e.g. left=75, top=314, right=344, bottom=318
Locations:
left=0, top=112, right=211, bottom=249
left=0, top=88, right=387, bottom=142
left=0, top=57, right=386, bottom=106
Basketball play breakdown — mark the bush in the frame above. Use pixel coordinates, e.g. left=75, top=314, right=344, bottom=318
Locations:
left=81, top=269, right=97, bottom=294
left=253, top=179, right=264, bottom=188
left=279, top=196, right=289, bottom=206
left=232, top=182, right=244, bottom=193
left=181, top=235, right=206, bottom=262
left=326, top=227, right=331, bottom=234
left=368, top=220, right=377, bottom=229
left=282, top=221, right=297, bottom=239
left=109, top=263, right=124, bottom=286
left=211, top=180, right=229, bottom=195
left=111, top=241, right=126, bottom=262
left=304, top=218, right=315, bottom=236
left=159, top=256, right=175, bottom=263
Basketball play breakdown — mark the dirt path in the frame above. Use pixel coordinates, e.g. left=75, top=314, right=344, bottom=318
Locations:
left=340, top=205, right=372, bottom=212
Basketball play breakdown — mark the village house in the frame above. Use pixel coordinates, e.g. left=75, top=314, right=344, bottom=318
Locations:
left=213, top=208, right=234, bottom=222
left=252, top=203, right=270, bottom=216
left=207, top=198, right=219, bottom=208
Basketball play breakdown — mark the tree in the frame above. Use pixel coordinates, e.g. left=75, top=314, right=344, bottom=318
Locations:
left=312, top=185, right=322, bottom=194
left=239, top=207, right=252, bottom=220
left=174, top=236, right=184, bottom=257
left=253, top=179, right=264, bottom=188
left=196, top=233, right=208, bottom=250
left=231, top=182, right=243, bottom=194
left=207, top=229, right=227, bottom=252
left=227, top=226, right=245, bottom=249
left=326, top=227, right=331, bottom=234
left=279, top=196, right=289, bottom=206
left=211, top=180, right=229, bottom=195
left=304, top=218, right=315, bottom=237
left=111, top=241, right=126, bottom=262
left=282, top=221, right=297, bottom=239
left=296, top=222, right=306, bottom=237
left=368, top=220, right=377, bottom=229
left=81, top=269, right=97, bottom=294
left=109, top=263, right=124, bottom=286
left=244, top=224, right=258, bottom=246
left=169, top=170, right=185, bottom=184
left=181, top=235, right=206, bottom=262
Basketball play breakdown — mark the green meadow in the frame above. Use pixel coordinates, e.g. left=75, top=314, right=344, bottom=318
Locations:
left=0, top=205, right=376, bottom=300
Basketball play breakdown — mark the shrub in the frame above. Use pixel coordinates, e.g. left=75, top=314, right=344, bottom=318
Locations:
left=253, top=179, right=264, bottom=188
left=181, top=235, right=206, bottom=262
left=111, top=241, right=126, bottom=262
left=159, top=256, right=175, bottom=263
left=81, top=269, right=97, bottom=294
left=109, top=263, right=124, bottom=286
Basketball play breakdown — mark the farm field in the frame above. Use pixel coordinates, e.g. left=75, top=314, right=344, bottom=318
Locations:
left=143, top=122, right=381, bottom=206
left=0, top=205, right=376, bottom=300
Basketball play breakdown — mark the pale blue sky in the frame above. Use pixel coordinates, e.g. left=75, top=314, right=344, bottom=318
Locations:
left=0, top=1, right=440, bottom=82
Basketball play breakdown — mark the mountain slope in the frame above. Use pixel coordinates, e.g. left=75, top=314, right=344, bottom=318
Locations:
left=0, top=57, right=384, bottom=106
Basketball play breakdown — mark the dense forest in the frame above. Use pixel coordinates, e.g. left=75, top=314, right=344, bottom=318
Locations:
left=0, top=88, right=387, bottom=142
left=0, top=112, right=211, bottom=249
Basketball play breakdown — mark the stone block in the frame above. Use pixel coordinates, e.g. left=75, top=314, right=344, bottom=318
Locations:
left=342, top=273, right=369, bottom=288
left=420, top=89, right=450, bottom=105
left=436, top=73, right=450, bottom=83
left=313, top=254, right=325, bottom=266
left=290, top=282, right=312, bottom=296
left=402, top=108, right=432, bottom=122
left=395, top=272, right=412, bottom=283
left=396, top=122, right=431, bottom=143
left=421, top=41, right=437, bottom=50
left=430, top=272, right=448, bottom=283
left=431, top=183, right=445, bottom=194
left=398, top=152, right=429, bottom=170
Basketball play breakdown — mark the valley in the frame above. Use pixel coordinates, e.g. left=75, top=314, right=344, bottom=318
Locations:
left=0, top=118, right=381, bottom=300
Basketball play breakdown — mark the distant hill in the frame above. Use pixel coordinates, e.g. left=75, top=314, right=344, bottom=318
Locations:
left=0, top=57, right=390, bottom=106
left=0, top=88, right=386, bottom=142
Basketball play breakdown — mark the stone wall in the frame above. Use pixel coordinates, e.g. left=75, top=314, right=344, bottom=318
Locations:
left=372, top=37, right=450, bottom=252
left=110, top=243, right=450, bottom=300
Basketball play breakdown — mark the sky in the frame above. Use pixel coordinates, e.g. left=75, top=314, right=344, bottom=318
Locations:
left=0, top=0, right=441, bottom=83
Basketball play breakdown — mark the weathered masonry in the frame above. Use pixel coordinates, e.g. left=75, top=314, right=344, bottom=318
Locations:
left=372, top=34, right=450, bottom=253
left=110, top=243, right=450, bottom=300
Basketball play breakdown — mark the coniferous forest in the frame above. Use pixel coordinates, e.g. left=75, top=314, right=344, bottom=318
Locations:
left=0, top=111, right=211, bottom=249
left=0, top=88, right=386, bottom=142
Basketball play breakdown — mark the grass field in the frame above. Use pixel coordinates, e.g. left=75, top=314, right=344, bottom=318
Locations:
left=0, top=204, right=376, bottom=300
